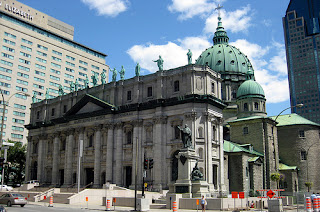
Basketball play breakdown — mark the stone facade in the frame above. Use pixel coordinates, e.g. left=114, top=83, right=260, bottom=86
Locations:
left=26, top=65, right=226, bottom=194
left=277, top=124, right=320, bottom=192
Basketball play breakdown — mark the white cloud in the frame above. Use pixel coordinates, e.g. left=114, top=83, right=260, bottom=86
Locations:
left=204, top=5, right=252, bottom=34
left=127, top=37, right=210, bottom=73
left=267, top=42, right=288, bottom=75
left=168, top=0, right=217, bottom=20
left=81, top=0, right=129, bottom=17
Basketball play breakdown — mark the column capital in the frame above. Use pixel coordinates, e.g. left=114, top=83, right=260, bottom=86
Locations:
left=114, top=122, right=124, bottom=129
left=184, top=111, right=197, bottom=121
left=94, top=124, right=103, bottom=131
left=131, top=119, right=143, bottom=127
left=153, top=115, right=167, bottom=124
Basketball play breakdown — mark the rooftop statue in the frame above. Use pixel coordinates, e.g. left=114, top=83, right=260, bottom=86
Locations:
left=112, top=68, right=117, bottom=82
left=91, top=73, right=98, bottom=86
left=58, top=84, right=64, bottom=96
left=153, top=55, right=164, bottom=71
left=178, top=124, right=192, bottom=148
left=187, top=49, right=192, bottom=65
left=135, top=63, right=141, bottom=77
left=101, top=71, right=106, bottom=84
left=85, top=76, right=90, bottom=88
left=70, top=81, right=75, bottom=93
left=120, top=66, right=125, bottom=81
left=45, top=88, right=50, bottom=99
left=191, top=162, right=204, bottom=181
left=32, top=92, right=37, bottom=103
left=74, top=79, right=79, bottom=91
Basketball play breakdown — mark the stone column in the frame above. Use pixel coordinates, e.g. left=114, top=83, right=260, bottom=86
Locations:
left=205, top=113, right=213, bottom=184
left=37, top=135, right=46, bottom=182
left=76, top=128, right=85, bottom=187
left=105, top=123, right=114, bottom=182
left=113, top=123, right=123, bottom=185
left=132, top=120, right=143, bottom=187
left=51, top=132, right=60, bottom=186
left=64, top=129, right=74, bottom=186
left=93, top=125, right=102, bottom=188
left=25, top=136, right=32, bottom=181
left=218, top=117, right=225, bottom=192
left=152, top=116, right=167, bottom=190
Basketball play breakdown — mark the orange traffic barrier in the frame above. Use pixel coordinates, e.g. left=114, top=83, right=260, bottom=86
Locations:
left=173, top=201, right=178, bottom=212
left=106, top=199, right=111, bottom=211
left=306, top=197, right=312, bottom=212
left=48, top=196, right=53, bottom=207
left=314, top=197, right=319, bottom=212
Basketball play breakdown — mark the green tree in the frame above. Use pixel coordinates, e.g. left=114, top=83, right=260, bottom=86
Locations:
left=271, top=172, right=285, bottom=189
left=2, top=141, right=26, bottom=185
left=305, top=182, right=313, bottom=192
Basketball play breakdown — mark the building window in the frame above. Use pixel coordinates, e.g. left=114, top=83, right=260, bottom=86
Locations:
left=63, top=105, right=67, bottom=113
left=147, top=86, right=152, bottom=97
left=198, top=127, right=203, bottom=138
left=299, top=130, right=305, bottom=138
left=244, top=103, right=248, bottom=111
left=198, top=148, right=203, bottom=159
left=174, top=80, right=179, bottom=92
left=51, top=108, right=55, bottom=116
left=301, top=150, right=307, bottom=160
left=127, top=90, right=132, bottom=101
left=36, top=111, right=40, bottom=119
left=254, top=102, right=259, bottom=110
left=174, top=126, right=180, bottom=139
left=212, top=126, right=216, bottom=140
left=88, top=135, right=94, bottom=147
left=61, top=138, right=66, bottom=151
left=126, top=131, right=132, bottom=144
left=243, top=127, right=249, bottom=135
left=33, top=142, right=38, bottom=154
left=211, top=82, right=215, bottom=94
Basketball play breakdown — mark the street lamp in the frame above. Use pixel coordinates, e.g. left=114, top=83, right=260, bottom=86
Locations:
left=0, top=89, right=30, bottom=150
left=274, top=103, right=304, bottom=123
left=0, top=89, right=30, bottom=189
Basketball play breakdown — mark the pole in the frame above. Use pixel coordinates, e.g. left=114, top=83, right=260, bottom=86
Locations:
left=78, top=139, right=83, bottom=193
left=1, top=148, right=7, bottom=188
left=0, top=90, right=5, bottom=153
left=134, top=137, right=138, bottom=211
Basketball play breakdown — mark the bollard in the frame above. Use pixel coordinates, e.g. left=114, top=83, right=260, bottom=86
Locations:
left=306, top=197, right=312, bottom=212
left=48, top=196, right=53, bottom=207
left=106, top=199, right=111, bottom=211
left=315, top=197, right=319, bottom=212
left=172, top=201, right=178, bottom=212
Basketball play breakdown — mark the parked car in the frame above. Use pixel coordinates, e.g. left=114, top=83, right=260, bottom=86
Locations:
left=0, top=185, right=13, bottom=191
left=25, top=180, right=39, bottom=186
left=0, top=205, right=6, bottom=212
left=0, top=193, right=27, bottom=207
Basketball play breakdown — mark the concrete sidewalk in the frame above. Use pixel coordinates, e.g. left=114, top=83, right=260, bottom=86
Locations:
left=28, top=201, right=301, bottom=212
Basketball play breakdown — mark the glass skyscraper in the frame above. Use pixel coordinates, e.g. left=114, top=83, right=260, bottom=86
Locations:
left=283, top=0, right=320, bottom=123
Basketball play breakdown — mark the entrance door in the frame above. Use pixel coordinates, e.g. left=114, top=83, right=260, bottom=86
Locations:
left=125, top=166, right=132, bottom=188
left=85, top=168, right=94, bottom=186
left=59, top=169, right=64, bottom=186
left=31, top=161, right=37, bottom=180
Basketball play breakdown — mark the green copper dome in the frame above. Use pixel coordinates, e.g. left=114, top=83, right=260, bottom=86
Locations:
left=236, top=80, right=265, bottom=99
left=195, top=17, right=254, bottom=78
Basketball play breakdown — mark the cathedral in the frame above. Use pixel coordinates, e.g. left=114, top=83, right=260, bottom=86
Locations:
left=26, top=14, right=317, bottom=196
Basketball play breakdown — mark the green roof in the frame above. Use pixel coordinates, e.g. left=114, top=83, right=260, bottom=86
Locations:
left=269, top=113, right=320, bottom=127
left=236, top=80, right=265, bottom=99
left=279, top=163, right=297, bottom=171
left=248, top=157, right=260, bottom=162
left=224, top=140, right=263, bottom=156
left=228, top=116, right=267, bottom=123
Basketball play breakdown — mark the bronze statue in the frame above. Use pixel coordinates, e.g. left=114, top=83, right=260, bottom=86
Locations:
left=178, top=124, right=192, bottom=148
left=135, top=63, right=141, bottom=77
left=120, top=66, right=125, bottom=80
left=153, top=55, right=164, bottom=71
left=191, top=162, right=203, bottom=181
left=187, top=49, right=192, bottom=65
left=112, top=68, right=117, bottom=82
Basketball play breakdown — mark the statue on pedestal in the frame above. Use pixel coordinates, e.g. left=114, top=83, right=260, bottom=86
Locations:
left=70, top=81, right=75, bottom=92
left=135, top=63, right=141, bottom=77
left=120, top=66, right=125, bottom=80
left=153, top=55, right=164, bottom=71
left=74, top=79, right=79, bottom=91
left=85, top=76, right=90, bottom=88
left=178, top=124, right=192, bottom=148
left=101, top=71, right=106, bottom=84
left=91, top=73, right=98, bottom=86
left=112, top=68, right=117, bottom=82
left=187, top=49, right=192, bottom=65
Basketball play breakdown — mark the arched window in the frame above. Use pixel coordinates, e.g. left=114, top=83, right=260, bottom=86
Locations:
left=61, top=138, right=66, bottom=150
left=88, top=134, right=94, bottom=147
left=127, top=131, right=132, bottom=144
left=198, top=127, right=203, bottom=138
left=212, top=126, right=216, bottom=140
left=254, top=102, right=259, bottom=110
left=174, top=80, right=179, bottom=92
left=211, top=82, right=215, bottom=94
left=174, top=126, right=180, bottom=139
left=33, top=142, right=38, bottom=153
left=244, top=103, right=248, bottom=111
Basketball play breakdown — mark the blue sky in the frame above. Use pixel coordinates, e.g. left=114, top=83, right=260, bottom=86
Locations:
left=18, top=0, right=292, bottom=116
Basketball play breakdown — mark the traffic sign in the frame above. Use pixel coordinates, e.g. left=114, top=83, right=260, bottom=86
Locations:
left=232, top=192, right=238, bottom=198
left=239, top=192, right=245, bottom=199
left=267, top=190, right=275, bottom=198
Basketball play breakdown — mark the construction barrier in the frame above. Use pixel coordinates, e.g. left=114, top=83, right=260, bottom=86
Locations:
left=106, top=199, right=111, bottom=211
left=48, top=196, right=53, bottom=207
left=306, top=197, right=312, bottom=212
left=314, top=197, right=319, bottom=212
left=172, top=201, right=178, bottom=212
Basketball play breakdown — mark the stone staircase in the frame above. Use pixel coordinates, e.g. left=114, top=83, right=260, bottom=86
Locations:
left=40, top=193, right=74, bottom=204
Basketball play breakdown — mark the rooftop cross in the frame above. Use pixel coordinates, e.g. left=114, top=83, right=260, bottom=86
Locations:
left=215, top=4, right=223, bottom=18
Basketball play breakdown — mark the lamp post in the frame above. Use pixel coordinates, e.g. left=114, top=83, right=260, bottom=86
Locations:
left=0, top=89, right=30, bottom=188
left=274, top=103, right=304, bottom=123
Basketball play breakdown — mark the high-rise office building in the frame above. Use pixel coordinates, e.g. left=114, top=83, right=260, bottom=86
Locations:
left=0, top=0, right=109, bottom=143
left=283, top=0, right=320, bottom=123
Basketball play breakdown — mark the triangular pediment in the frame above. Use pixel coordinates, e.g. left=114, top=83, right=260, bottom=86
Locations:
left=64, top=94, right=115, bottom=117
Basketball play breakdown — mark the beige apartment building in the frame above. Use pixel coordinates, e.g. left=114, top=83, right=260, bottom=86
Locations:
left=0, top=0, right=109, bottom=143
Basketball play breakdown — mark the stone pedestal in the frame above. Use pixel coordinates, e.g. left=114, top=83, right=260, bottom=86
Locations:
left=191, top=180, right=210, bottom=198
left=173, top=148, right=198, bottom=195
